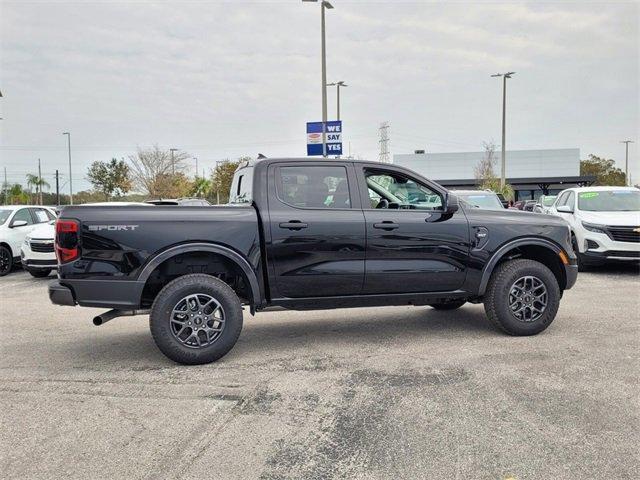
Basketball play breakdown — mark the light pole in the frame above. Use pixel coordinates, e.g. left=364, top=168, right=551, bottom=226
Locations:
left=621, top=140, right=634, bottom=186
left=491, top=72, right=515, bottom=188
left=192, top=157, right=199, bottom=179
left=304, top=0, right=333, bottom=157
left=169, top=148, right=178, bottom=175
left=327, top=81, right=347, bottom=120
left=62, top=132, right=73, bottom=204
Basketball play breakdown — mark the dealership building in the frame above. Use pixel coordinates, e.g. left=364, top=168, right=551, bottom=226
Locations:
left=393, top=148, right=595, bottom=201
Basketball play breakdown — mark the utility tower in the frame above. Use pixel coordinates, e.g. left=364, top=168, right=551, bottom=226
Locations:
left=378, top=122, right=390, bottom=163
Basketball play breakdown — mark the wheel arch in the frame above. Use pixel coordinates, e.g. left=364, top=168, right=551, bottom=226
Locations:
left=478, top=238, right=567, bottom=296
left=137, top=242, right=262, bottom=313
left=0, top=242, right=13, bottom=256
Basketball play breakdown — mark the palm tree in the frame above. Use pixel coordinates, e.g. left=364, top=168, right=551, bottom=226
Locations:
left=25, top=174, right=50, bottom=205
left=8, top=184, right=29, bottom=205
left=190, top=177, right=212, bottom=199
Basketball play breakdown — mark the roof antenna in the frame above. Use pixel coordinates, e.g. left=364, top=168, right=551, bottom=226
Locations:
left=257, top=153, right=267, bottom=159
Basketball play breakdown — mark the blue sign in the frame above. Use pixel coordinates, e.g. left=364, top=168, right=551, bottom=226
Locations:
left=306, top=121, right=342, bottom=156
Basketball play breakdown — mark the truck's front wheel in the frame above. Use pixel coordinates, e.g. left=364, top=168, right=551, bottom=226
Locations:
left=150, top=274, right=243, bottom=365
left=484, top=259, right=560, bottom=336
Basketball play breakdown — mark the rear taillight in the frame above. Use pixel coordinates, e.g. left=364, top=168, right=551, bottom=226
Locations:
left=55, top=219, right=80, bottom=264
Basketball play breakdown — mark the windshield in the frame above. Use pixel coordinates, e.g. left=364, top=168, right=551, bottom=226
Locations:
left=0, top=209, right=12, bottom=225
left=457, top=193, right=503, bottom=210
left=541, top=196, right=557, bottom=207
left=577, top=190, right=640, bottom=212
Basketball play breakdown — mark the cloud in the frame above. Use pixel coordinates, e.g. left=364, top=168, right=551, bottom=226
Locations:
left=0, top=0, right=637, bottom=188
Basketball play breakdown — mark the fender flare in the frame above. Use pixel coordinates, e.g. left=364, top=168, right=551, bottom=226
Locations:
left=477, top=237, right=563, bottom=296
left=137, top=242, right=261, bottom=309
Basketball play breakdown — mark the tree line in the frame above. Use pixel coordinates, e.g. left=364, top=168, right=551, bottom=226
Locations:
left=1, top=147, right=633, bottom=206
left=2, top=146, right=246, bottom=206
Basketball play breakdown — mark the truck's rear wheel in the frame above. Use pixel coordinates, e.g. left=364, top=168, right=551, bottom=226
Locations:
left=150, top=274, right=243, bottom=365
left=484, top=259, right=560, bottom=336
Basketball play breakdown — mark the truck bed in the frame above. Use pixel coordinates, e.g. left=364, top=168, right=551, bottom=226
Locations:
left=55, top=204, right=261, bottom=308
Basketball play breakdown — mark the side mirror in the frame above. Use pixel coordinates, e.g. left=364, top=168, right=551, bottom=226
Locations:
left=445, top=193, right=459, bottom=214
left=10, top=220, right=28, bottom=228
left=556, top=205, right=573, bottom=213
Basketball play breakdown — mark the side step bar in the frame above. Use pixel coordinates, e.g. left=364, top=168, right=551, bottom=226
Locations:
left=93, top=309, right=150, bottom=326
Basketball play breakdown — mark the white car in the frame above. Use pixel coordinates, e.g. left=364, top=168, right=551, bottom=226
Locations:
left=0, top=205, right=57, bottom=276
left=450, top=189, right=505, bottom=210
left=20, top=220, right=57, bottom=277
left=550, top=186, right=640, bottom=270
left=533, top=195, right=557, bottom=214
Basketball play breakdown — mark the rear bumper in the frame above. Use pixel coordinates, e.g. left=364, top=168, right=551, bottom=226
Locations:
left=49, top=281, right=76, bottom=306
left=48, top=278, right=145, bottom=309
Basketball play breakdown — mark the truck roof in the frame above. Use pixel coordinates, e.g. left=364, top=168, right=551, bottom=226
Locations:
left=236, top=156, right=379, bottom=170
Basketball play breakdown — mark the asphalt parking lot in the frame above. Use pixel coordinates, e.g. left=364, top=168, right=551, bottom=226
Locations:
left=1, top=266, right=639, bottom=480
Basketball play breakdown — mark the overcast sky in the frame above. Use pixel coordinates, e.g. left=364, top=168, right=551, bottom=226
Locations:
left=1, top=0, right=638, bottom=192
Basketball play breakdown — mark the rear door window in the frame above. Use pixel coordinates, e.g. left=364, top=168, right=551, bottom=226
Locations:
left=277, top=166, right=351, bottom=209
left=32, top=208, right=50, bottom=223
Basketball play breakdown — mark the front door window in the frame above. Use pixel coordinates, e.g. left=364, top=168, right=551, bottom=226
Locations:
left=365, top=170, right=443, bottom=210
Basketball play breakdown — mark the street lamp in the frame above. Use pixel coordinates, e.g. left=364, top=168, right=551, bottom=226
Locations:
left=62, top=132, right=73, bottom=205
left=327, top=80, right=347, bottom=120
left=303, top=0, right=333, bottom=157
left=620, top=140, right=634, bottom=186
left=169, top=148, right=178, bottom=175
left=192, top=157, right=199, bottom=179
left=491, top=72, right=515, bottom=188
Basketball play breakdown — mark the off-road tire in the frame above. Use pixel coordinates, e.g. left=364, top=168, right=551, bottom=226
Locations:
left=429, top=300, right=466, bottom=310
left=150, top=274, right=243, bottom=365
left=484, top=259, right=560, bottom=336
left=28, top=268, right=52, bottom=278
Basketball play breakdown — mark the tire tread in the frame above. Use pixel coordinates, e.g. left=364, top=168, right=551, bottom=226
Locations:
left=484, top=258, right=560, bottom=336
left=150, top=273, right=243, bottom=365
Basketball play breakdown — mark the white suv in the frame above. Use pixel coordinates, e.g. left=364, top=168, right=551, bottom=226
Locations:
left=550, top=186, right=640, bottom=270
left=0, top=206, right=57, bottom=276
left=20, top=220, right=57, bottom=277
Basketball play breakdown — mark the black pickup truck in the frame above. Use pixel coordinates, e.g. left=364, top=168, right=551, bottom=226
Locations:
left=50, top=158, right=578, bottom=364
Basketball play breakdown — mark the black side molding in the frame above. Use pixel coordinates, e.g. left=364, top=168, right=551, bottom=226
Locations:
left=477, top=237, right=567, bottom=296
left=137, top=242, right=263, bottom=311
